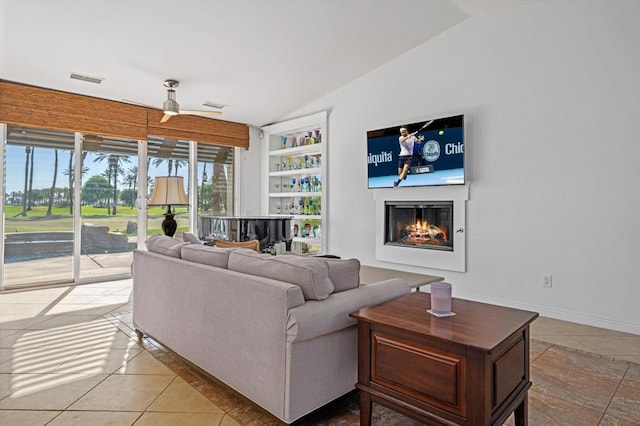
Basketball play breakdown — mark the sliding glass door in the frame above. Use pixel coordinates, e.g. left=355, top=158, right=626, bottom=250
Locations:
left=1, top=125, right=236, bottom=289
left=79, top=134, right=140, bottom=281
left=2, top=126, right=76, bottom=288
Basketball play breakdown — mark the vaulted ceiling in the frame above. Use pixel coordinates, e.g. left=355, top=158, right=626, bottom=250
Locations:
left=0, top=0, right=526, bottom=127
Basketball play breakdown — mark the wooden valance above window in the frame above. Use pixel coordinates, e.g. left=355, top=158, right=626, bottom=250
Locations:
left=0, top=80, right=249, bottom=149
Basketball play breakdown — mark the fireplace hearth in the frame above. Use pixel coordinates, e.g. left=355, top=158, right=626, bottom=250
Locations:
left=385, top=201, right=453, bottom=251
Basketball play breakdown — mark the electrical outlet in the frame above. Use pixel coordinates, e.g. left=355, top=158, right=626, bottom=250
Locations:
left=542, top=275, right=552, bottom=288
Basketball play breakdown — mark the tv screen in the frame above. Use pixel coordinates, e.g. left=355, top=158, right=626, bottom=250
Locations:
left=367, top=114, right=464, bottom=188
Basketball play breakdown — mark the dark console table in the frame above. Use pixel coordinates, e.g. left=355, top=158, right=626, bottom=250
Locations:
left=199, top=216, right=292, bottom=251
left=350, top=292, right=538, bottom=425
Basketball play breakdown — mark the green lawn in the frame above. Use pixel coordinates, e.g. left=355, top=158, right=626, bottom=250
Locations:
left=4, top=205, right=189, bottom=234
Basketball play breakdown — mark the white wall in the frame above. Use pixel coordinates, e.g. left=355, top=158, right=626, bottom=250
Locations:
left=246, top=1, right=640, bottom=333
left=237, top=125, right=263, bottom=216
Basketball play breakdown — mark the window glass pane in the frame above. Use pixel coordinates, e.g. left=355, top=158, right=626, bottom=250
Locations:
left=3, top=125, right=75, bottom=288
left=147, top=136, right=190, bottom=237
left=197, top=144, right=234, bottom=239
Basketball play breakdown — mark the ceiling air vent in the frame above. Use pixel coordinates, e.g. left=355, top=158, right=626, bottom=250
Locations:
left=69, top=72, right=104, bottom=84
left=203, top=101, right=225, bottom=109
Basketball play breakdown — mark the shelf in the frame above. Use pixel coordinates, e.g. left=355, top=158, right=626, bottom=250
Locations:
left=269, top=214, right=321, bottom=220
left=292, top=236, right=321, bottom=243
left=269, top=192, right=321, bottom=198
left=293, top=215, right=320, bottom=220
left=269, top=167, right=321, bottom=177
left=269, top=143, right=322, bottom=157
left=263, top=111, right=327, bottom=256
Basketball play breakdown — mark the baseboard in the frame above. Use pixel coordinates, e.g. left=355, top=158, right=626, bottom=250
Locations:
left=438, top=290, right=640, bottom=336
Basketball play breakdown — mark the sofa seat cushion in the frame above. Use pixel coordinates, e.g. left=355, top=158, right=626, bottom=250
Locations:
left=228, top=251, right=335, bottom=300
left=145, top=235, right=189, bottom=258
left=287, top=277, right=410, bottom=342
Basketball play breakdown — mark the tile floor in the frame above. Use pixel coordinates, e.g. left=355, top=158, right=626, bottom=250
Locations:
left=0, top=278, right=638, bottom=425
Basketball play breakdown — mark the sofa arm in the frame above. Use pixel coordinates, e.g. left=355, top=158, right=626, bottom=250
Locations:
left=286, top=278, right=409, bottom=343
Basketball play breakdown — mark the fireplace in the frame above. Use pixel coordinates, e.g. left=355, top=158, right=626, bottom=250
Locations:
left=385, top=201, right=453, bottom=251
left=373, top=185, right=468, bottom=272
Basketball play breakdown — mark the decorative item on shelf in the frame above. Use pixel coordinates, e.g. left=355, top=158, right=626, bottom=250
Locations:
left=281, top=136, right=287, bottom=149
left=314, top=129, right=321, bottom=144
left=289, top=135, right=297, bottom=147
left=148, top=176, right=189, bottom=237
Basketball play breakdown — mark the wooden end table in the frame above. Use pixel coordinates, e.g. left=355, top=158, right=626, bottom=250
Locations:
left=350, top=293, right=538, bottom=425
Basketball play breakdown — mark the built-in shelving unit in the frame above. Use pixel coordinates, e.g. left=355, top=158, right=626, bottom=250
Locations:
left=261, top=111, right=327, bottom=254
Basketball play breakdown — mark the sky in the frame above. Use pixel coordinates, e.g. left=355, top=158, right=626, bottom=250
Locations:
left=4, top=145, right=191, bottom=195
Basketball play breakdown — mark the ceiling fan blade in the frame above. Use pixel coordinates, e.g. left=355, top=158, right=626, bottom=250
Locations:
left=122, top=99, right=159, bottom=109
left=160, top=114, right=173, bottom=123
left=179, top=109, right=223, bottom=116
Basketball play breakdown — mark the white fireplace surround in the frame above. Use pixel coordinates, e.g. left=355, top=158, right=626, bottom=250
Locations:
left=373, top=184, right=469, bottom=272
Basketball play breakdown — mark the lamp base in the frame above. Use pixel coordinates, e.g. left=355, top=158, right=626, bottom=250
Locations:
left=161, top=212, right=178, bottom=237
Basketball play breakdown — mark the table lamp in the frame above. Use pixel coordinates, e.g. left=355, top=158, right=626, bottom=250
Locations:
left=148, top=176, right=189, bottom=237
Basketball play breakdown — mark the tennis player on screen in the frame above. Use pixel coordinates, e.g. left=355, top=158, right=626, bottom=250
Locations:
left=394, top=126, right=424, bottom=187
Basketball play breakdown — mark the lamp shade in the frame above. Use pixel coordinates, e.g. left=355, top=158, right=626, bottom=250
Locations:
left=149, top=176, right=189, bottom=206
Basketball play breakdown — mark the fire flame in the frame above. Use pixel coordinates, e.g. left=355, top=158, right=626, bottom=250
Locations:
left=406, top=220, right=447, bottom=242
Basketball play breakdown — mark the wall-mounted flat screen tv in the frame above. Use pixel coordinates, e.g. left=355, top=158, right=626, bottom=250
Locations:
left=367, top=114, right=464, bottom=188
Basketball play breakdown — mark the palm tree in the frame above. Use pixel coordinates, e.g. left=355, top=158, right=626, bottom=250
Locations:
left=124, top=166, right=138, bottom=208
left=152, top=158, right=187, bottom=176
left=173, top=159, right=187, bottom=176
left=94, top=153, right=130, bottom=215
left=101, top=168, right=113, bottom=214
left=211, top=150, right=231, bottom=215
left=21, top=147, right=31, bottom=217
left=200, top=163, right=208, bottom=211
left=27, top=147, right=35, bottom=210
left=125, top=166, right=138, bottom=190
left=64, top=152, right=89, bottom=214
left=46, top=149, right=58, bottom=216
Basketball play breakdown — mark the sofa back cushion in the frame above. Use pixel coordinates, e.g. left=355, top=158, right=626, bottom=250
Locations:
left=182, top=232, right=202, bottom=244
left=325, top=258, right=361, bottom=292
left=145, top=235, right=188, bottom=258
left=228, top=251, right=335, bottom=300
left=181, top=244, right=233, bottom=268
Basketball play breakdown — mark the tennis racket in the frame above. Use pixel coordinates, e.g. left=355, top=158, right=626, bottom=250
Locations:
left=416, top=120, right=434, bottom=132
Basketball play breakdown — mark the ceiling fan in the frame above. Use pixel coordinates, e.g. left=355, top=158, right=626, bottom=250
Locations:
left=126, top=79, right=223, bottom=123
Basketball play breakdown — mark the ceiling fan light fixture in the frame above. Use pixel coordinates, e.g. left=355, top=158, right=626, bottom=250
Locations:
left=163, top=99, right=180, bottom=115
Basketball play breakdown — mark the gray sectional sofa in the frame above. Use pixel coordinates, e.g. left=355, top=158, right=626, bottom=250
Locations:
left=132, top=236, right=410, bottom=424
